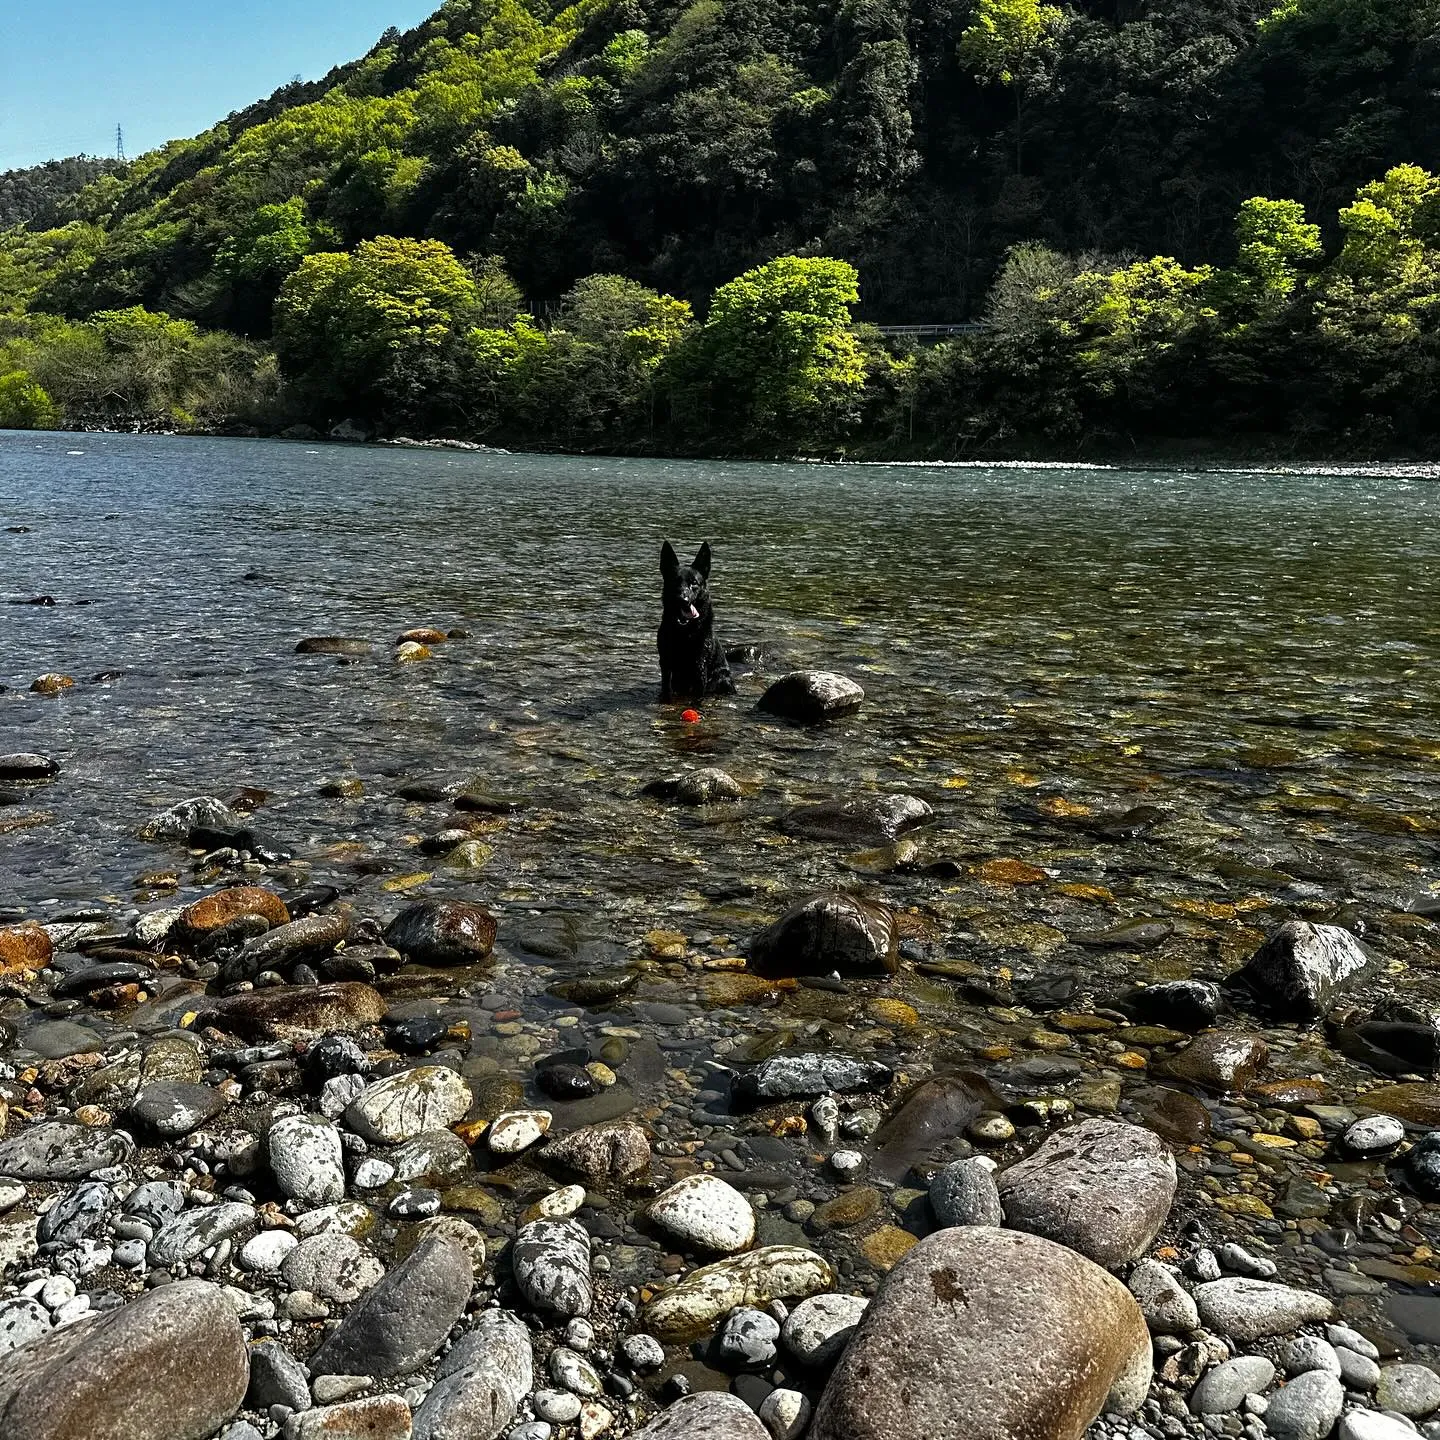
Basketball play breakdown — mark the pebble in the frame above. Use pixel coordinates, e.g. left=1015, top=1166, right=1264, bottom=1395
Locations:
left=269, top=1115, right=346, bottom=1206
left=535, top=1390, right=583, bottom=1423
left=623, top=1334, right=666, bottom=1372
left=830, top=1149, right=864, bottom=1177
left=717, top=1307, right=781, bottom=1366
left=489, top=1109, right=553, bottom=1154
left=1342, top=1115, right=1406, bottom=1156
left=758, top=1389, right=812, bottom=1440
left=550, top=1346, right=605, bottom=1396
left=1193, top=1358, right=1278, bottom=1416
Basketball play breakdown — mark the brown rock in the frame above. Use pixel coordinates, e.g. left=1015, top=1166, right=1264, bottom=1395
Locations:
left=0, top=922, right=52, bottom=975
left=175, top=886, right=289, bottom=945
left=196, top=982, right=385, bottom=1040
left=1133, top=1088, right=1212, bottom=1145
left=544, top=1122, right=651, bottom=1184
left=295, top=637, right=372, bottom=655
left=859, top=1226, right=918, bottom=1272
left=398, top=627, right=448, bottom=644
left=29, top=674, right=74, bottom=695
left=810, top=1228, right=1151, bottom=1440
left=1160, top=1030, right=1269, bottom=1093
left=0, top=1278, right=248, bottom=1440
left=1363, top=1083, right=1440, bottom=1127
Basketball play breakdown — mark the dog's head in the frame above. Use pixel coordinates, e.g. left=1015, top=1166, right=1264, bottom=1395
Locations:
left=660, top=540, right=714, bottom=627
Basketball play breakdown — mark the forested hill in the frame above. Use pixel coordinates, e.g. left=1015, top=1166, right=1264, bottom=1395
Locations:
left=0, top=157, right=122, bottom=231
left=2, top=0, right=1437, bottom=327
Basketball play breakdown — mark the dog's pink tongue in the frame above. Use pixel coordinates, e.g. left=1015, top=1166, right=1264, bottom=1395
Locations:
left=687, top=603, right=699, bottom=619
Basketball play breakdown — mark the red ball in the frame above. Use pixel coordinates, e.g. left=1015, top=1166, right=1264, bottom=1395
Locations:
left=681, top=708, right=701, bottom=723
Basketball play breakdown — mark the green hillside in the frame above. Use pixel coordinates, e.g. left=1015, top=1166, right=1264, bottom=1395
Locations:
left=2, top=0, right=1439, bottom=455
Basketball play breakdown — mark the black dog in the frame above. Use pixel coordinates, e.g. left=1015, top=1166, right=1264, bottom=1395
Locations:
left=658, top=540, right=735, bottom=701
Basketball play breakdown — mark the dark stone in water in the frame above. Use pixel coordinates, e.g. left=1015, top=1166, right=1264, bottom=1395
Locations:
left=397, top=780, right=448, bottom=802
left=295, top=636, right=371, bottom=655
left=540, top=1063, right=599, bottom=1100
left=1067, top=918, right=1173, bottom=949
left=52, top=961, right=155, bottom=998
left=196, top=981, right=386, bottom=1040
left=0, top=753, right=60, bottom=781
left=1133, top=1087, right=1212, bottom=1145
left=872, top=1072, right=999, bottom=1181
left=453, top=789, right=526, bottom=814
left=756, top=671, right=864, bottom=724
left=1115, top=980, right=1221, bottom=1032
left=781, top=793, right=934, bottom=847
left=1077, top=805, right=1167, bottom=841
left=387, top=1015, right=449, bottom=1053
left=385, top=900, right=497, bottom=966
left=748, top=893, right=897, bottom=976
left=1226, top=920, right=1378, bottom=1020
left=1014, top=974, right=1079, bottom=1012
left=219, top=911, right=352, bottom=985
left=1332, top=1021, right=1440, bottom=1077
left=1408, top=1133, right=1440, bottom=1199
left=548, top=971, right=639, bottom=1007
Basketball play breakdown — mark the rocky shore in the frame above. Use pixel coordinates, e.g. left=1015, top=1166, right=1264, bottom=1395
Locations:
left=4, top=657, right=1440, bottom=1440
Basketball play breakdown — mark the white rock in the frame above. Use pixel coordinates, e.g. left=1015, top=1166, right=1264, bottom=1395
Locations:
left=759, top=1388, right=812, bottom=1440
left=1264, top=1370, right=1343, bottom=1440
left=489, top=1110, right=553, bottom=1155
left=1127, top=1259, right=1198, bottom=1336
left=579, top=1402, right=613, bottom=1440
left=353, top=1158, right=396, bottom=1190
left=534, top=1185, right=586, bottom=1219
left=1339, top=1411, right=1420, bottom=1439
left=830, top=1151, right=864, bottom=1178
left=320, top=1073, right=367, bottom=1119
left=39, top=1275, right=76, bottom=1311
left=239, top=1229, right=300, bottom=1273
left=1195, top=1278, right=1333, bottom=1342
left=269, top=1115, right=346, bottom=1205
left=345, top=1066, right=472, bottom=1144
left=647, top=1174, right=756, bottom=1254
left=534, top=1391, right=582, bottom=1423
left=781, top=1292, right=869, bottom=1367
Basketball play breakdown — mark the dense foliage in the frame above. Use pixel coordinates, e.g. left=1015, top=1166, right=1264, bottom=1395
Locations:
left=0, top=157, right=121, bottom=230
left=3, top=0, right=1440, bottom=454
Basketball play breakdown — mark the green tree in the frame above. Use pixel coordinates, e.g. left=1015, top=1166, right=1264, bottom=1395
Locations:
left=958, top=0, right=1063, bottom=176
left=274, top=235, right=478, bottom=424
left=0, top=370, right=58, bottom=429
left=678, top=256, right=867, bottom=446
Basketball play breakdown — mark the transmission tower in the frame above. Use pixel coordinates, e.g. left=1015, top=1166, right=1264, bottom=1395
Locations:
left=115, top=125, right=126, bottom=162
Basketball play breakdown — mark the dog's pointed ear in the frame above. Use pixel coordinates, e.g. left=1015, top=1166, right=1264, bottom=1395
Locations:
left=660, top=540, right=680, bottom=579
left=693, top=542, right=712, bottom=578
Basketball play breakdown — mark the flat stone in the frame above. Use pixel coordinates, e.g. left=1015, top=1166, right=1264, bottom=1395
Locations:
left=738, top=1055, right=891, bottom=1103
left=310, top=1234, right=473, bottom=1377
left=489, top=1110, right=552, bottom=1155
left=281, top=1233, right=384, bottom=1304
left=513, top=1218, right=592, bottom=1318
left=128, top=1082, right=224, bottom=1138
left=647, top=1175, right=755, bottom=1254
left=996, top=1118, right=1177, bottom=1268
left=247, top=1338, right=311, bottom=1412
left=149, top=1202, right=258, bottom=1267
left=0, top=1278, right=248, bottom=1440
left=1342, top=1115, right=1406, bottom=1157
left=782, top=794, right=934, bottom=847
left=1194, top=1278, right=1333, bottom=1342
left=0, top=1122, right=133, bottom=1179
left=198, top=982, right=386, bottom=1040
left=809, top=1227, right=1151, bottom=1440
left=0, top=753, right=60, bottom=780
left=1376, top=1364, right=1440, bottom=1418
left=287, top=1396, right=412, bottom=1440
left=346, top=1066, right=472, bottom=1144
left=646, top=1246, right=835, bottom=1342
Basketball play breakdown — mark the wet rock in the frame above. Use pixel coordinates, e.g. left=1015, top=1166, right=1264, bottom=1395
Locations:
left=873, top=1073, right=999, bottom=1181
left=757, top=671, right=864, bottom=724
left=542, top=1122, right=650, bottom=1184
left=222, top=913, right=352, bottom=984
left=489, top=1110, right=552, bottom=1154
left=738, top=1054, right=891, bottom=1103
left=384, top=900, right=497, bottom=967
left=0, top=753, right=60, bottom=780
left=288, top=1396, right=412, bottom=1440
left=810, top=1227, right=1151, bottom=1440
left=128, top=1081, right=224, bottom=1138
left=345, top=1066, right=472, bottom=1144
left=748, top=892, right=897, bottom=976
left=270, top=1115, right=346, bottom=1204
left=1116, top=980, right=1222, bottom=1032
left=643, top=769, right=743, bottom=806
left=1133, top=1087, right=1212, bottom=1145
left=282, top=1233, right=384, bottom=1304
left=1362, top=1084, right=1440, bottom=1127
left=412, top=1308, right=533, bottom=1440
left=1263, top=1370, right=1344, bottom=1440
left=513, top=1218, right=593, bottom=1318
left=198, top=983, right=386, bottom=1040
left=1376, top=1363, right=1440, bottom=1417
left=782, top=1293, right=868, bottom=1368
left=0, top=1121, right=133, bottom=1179
left=295, top=637, right=372, bottom=656
left=1406, top=1133, right=1440, bottom=1198
left=173, top=886, right=289, bottom=945
left=928, top=1158, right=1003, bottom=1227
left=646, top=1246, right=835, bottom=1342
left=1194, top=1278, right=1333, bottom=1341
left=648, top=1175, right=755, bottom=1254
left=539, top=1063, right=597, bottom=1100
left=139, top=796, right=241, bottom=842
left=0, top=922, right=52, bottom=974
left=1228, top=920, right=1378, bottom=1019
left=310, top=1234, right=473, bottom=1377
left=1191, top=1356, right=1276, bottom=1414
left=1128, top=1258, right=1199, bottom=1334
left=149, top=1202, right=258, bottom=1267
left=0, top=1278, right=248, bottom=1440
left=1160, top=1030, right=1269, bottom=1093
left=632, top=1393, right=768, bottom=1439
left=997, top=1118, right=1177, bottom=1268
left=781, top=793, right=934, bottom=846
left=1342, top=1114, right=1405, bottom=1157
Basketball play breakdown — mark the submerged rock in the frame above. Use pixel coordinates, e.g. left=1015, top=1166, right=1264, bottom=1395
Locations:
left=1228, top=920, right=1378, bottom=1019
left=1116, top=980, right=1222, bottom=1032
left=738, top=1054, right=891, bottom=1103
left=997, top=1118, right=1177, bottom=1268
left=781, top=793, right=934, bottom=846
left=872, top=1073, right=1000, bottom=1180
left=384, top=900, right=497, bottom=966
left=0, top=753, right=60, bottom=781
left=1160, top=1030, right=1269, bottom=1093
left=748, top=892, right=898, bottom=975
left=196, top=982, right=386, bottom=1040
left=757, top=671, right=865, bottom=724
left=809, top=1227, right=1151, bottom=1440
left=643, top=768, right=743, bottom=806
left=295, top=637, right=372, bottom=655
left=138, top=795, right=242, bottom=841
left=0, top=1279, right=248, bottom=1440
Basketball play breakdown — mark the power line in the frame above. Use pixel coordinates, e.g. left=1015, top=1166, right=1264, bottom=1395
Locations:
left=115, top=124, right=125, bottom=162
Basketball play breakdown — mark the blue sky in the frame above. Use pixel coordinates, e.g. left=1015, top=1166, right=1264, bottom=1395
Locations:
left=1, top=1, right=439, bottom=170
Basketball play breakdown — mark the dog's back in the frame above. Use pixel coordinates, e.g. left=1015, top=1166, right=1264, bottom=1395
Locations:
left=658, top=540, right=735, bottom=700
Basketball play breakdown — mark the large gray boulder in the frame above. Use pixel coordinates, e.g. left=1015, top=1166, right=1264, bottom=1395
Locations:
left=1228, top=920, right=1378, bottom=1019
left=632, top=1392, right=769, bottom=1438
left=0, top=1122, right=133, bottom=1179
left=997, top=1118, right=1177, bottom=1268
left=309, top=1234, right=473, bottom=1377
left=809, top=1227, right=1151, bottom=1440
left=0, top=1279, right=248, bottom=1440
left=412, top=1309, right=533, bottom=1440
left=782, top=793, right=934, bottom=846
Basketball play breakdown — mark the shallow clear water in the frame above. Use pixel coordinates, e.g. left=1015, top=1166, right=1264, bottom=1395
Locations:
left=3, top=431, right=1440, bottom=992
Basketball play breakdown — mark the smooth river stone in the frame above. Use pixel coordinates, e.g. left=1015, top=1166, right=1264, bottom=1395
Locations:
left=757, top=671, right=864, bottom=724
left=384, top=899, right=497, bottom=966
left=412, top=1308, right=533, bottom=1440
left=1194, top=1278, right=1333, bottom=1341
left=0, top=1122, right=134, bottom=1180
left=873, top=1073, right=1000, bottom=1181
left=632, top=1393, right=769, bottom=1439
left=345, top=1065, right=472, bottom=1144
left=512, top=1218, right=593, bottom=1318
left=781, top=793, right=934, bottom=846
left=1160, top=1030, right=1268, bottom=1093
left=0, top=1279, right=248, bottom=1440
left=997, top=1118, right=1177, bottom=1268
left=197, top=982, right=386, bottom=1040
left=646, top=1246, right=835, bottom=1341
left=747, top=892, right=898, bottom=975
left=646, top=1174, right=755, bottom=1253
left=809, top=1227, right=1151, bottom=1440
left=268, top=1115, right=346, bottom=1205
